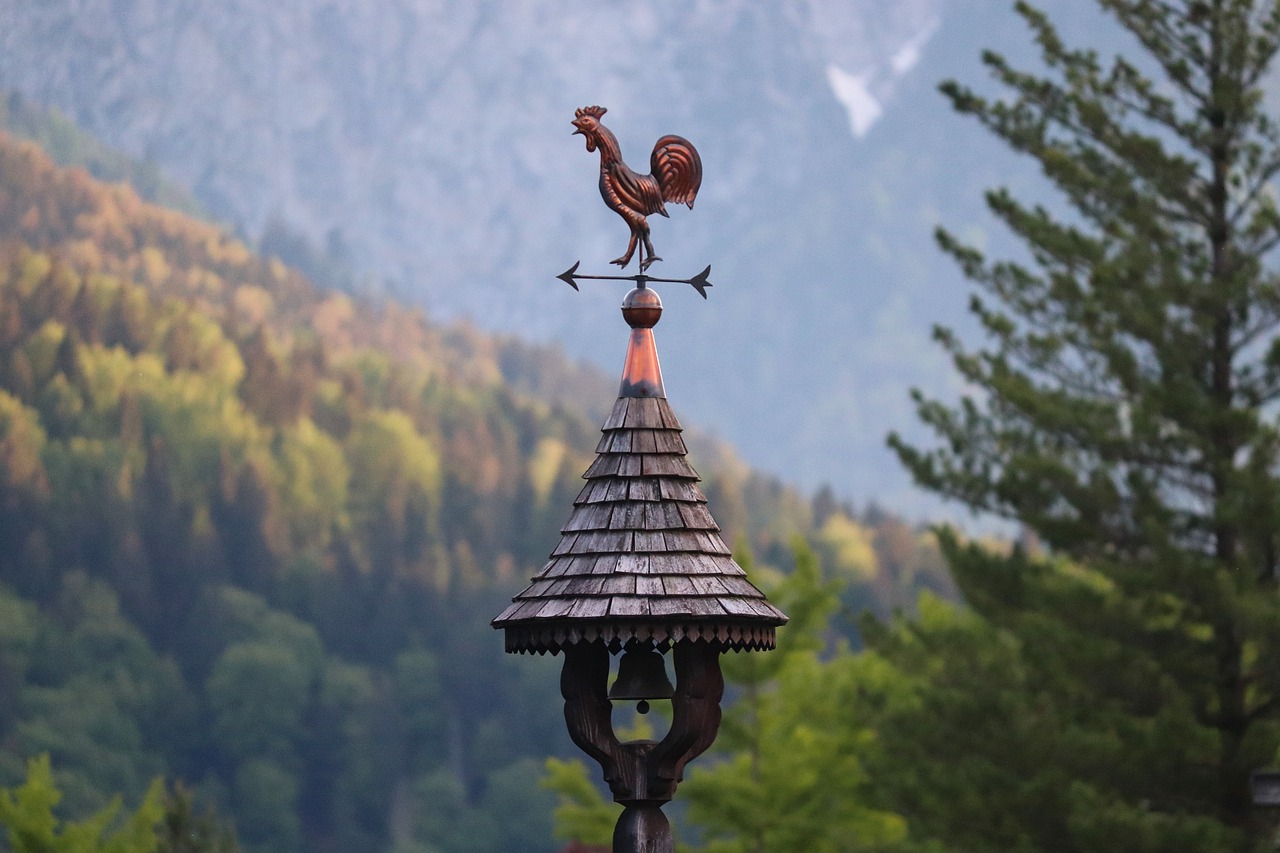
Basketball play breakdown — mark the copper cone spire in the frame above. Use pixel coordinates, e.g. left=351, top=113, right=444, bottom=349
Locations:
left=619, top=286, right=665, bottom=398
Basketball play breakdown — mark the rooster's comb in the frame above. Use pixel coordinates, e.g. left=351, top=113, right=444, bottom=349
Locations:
left=574, top=105, right=607, bottom=120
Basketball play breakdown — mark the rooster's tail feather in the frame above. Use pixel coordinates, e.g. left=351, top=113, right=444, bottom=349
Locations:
left=651, top=135, right=702, bottom=208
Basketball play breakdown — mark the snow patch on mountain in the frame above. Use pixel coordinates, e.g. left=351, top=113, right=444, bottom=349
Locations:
left=826, top=16, right=940, bottom=139
left=827, top=65, right=882, bottom=138
left=891, top=18, right=940, bottom=75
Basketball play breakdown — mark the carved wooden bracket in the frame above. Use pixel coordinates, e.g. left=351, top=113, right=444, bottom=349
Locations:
left=560, top=639, right=724, bottom=806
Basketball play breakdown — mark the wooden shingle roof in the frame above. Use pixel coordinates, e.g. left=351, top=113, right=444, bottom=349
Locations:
left=493, top=286, right=787, bottom=653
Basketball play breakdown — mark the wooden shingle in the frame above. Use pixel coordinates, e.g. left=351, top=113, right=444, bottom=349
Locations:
left=628, top=478, right=661, bottom=502
left=632, top=531, right=668, bottom=551
left=582, top=455, right=621, bottom=480
left=654, top=431, right=688, bottom=454
left=568, top=598, right=611, bottom=619
left=623, top=397, right=667, bottom=429
left=591, top=554, right=622, bottom=575
left=602, top=398, right=630, bottom=431
left=615, top=553, right=650, bottom=575
left=660, top=575, right=698, bottom=596
left=599, top=574, right=637, bottom=595
left=641, top=455, right=698, bottom=478
left=635, top=575, right=666, bottom=596
left=608, top=597, right=651, bottom=617
left=657, top=479, right=703, bottom=502
left=563, top=503, right=613, bottom=532
left=677, top=503, right=717, bottom=531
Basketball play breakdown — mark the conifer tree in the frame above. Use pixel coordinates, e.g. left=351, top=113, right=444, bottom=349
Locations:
left=888, top=1, right=1280, bottom=849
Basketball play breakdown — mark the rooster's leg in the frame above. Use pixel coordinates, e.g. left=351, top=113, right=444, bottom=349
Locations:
left=639, top=232, right=662, bottom=272
left=612, top=233, right=639, bottom=268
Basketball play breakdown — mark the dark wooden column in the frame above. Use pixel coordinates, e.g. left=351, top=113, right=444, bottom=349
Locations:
left=560, top=640, right=725, bottom=853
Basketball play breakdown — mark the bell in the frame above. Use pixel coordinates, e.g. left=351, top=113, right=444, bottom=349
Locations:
left=609, top=645, right=675, bottom=714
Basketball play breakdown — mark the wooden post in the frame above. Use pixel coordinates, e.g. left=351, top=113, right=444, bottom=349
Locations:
left=613, top=805, right=672, bottom=853
left=560, top=640, right=725, bottom=853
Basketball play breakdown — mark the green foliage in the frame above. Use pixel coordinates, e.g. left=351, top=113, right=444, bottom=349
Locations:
left=0, top=389, right=49, bottom=496
left=886, top=1, right=1280, bottom=850
left=541, top=757, right=618, bottom=848
left=857, top=572, right=1252, bottom=852
left=155, top=784, right=240, bottom=853
left=206, top=642, right=315, bottom=763
left=274, top=418, right=349, bottom=557
left=0, top=754, right=163, bottom=853
left=17, top=575, right=185, bottom=817
left=230, top=760, right=299, bottom=853
left=474, top=758, right=557, bottom=853
left=344, top=408, right=441, bottom=578
left=0, top=124, right=954, bottom=852
left=393, top=648, right=449, bottom=773
left=393, top=761, right=558, bottom=853
left=681, top=542, right=912, bottom=853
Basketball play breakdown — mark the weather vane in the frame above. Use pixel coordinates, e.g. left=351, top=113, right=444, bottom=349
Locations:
left=558, top=105, right=712, bottom=298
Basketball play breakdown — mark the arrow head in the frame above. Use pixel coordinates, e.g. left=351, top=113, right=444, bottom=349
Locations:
left=557, top=261, right=581, bottom=291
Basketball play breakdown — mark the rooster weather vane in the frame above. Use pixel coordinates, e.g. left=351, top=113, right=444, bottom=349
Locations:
left=559, top=106, right=712, bottom=298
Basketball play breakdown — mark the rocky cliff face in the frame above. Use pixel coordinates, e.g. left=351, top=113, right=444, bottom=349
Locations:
left=0, top=0, right=1042, bottom=515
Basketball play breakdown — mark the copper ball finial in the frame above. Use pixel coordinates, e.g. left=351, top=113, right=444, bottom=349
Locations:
left=622, top=286, right=662, bottom=328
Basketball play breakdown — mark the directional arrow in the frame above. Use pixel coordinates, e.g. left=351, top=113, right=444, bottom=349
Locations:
left=556, top=261, right=713, bottom=299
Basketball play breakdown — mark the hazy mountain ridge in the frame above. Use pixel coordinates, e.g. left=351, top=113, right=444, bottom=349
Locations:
left=0, top=1, right=934, bottom=274
left=0, top=0, right=1046, bottom=515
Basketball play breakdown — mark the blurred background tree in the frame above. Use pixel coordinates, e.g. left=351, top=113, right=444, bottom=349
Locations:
left=888, top=1, right=1280, bottom=849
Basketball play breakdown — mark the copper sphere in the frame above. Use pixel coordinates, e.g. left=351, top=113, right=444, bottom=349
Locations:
left=622, top=286, right=662, bottom=329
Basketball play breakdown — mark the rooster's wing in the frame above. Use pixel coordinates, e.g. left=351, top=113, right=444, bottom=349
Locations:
left=604, top=162, right=666, bottom=219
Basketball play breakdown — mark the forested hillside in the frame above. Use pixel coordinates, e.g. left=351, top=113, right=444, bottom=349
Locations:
left=0, top=91, right=203, bottom=218
left=0, top=132, right=951, bottom=852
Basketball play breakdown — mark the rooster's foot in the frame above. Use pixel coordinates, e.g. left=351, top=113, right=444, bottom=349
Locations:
left=611, top=256, right=633, bottom=268
left=639, top=255, right=662, bottom=272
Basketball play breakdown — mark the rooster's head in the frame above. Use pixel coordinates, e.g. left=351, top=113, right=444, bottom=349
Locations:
left=571, top=105, right=607, bottom=152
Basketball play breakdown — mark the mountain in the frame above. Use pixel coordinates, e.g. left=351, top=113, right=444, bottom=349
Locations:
left=0, top=0, right=1129, bottom=519
left=0, top=0, right=1018, bottom=518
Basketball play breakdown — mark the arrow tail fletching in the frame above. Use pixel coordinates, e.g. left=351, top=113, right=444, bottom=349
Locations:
left=690, top=265, right=711, bottom=299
